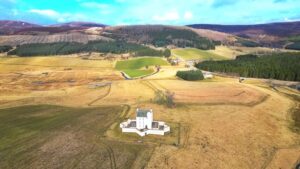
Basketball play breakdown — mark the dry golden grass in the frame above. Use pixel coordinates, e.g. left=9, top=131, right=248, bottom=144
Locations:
left=149, top=79, right=268, bottom=105
left=0, top=56, right=299, bottom=168
left=145, top=66, right=190, bottom=80
left=98, top=80, right=155, bottom=105
left=144, top=83, right=300, bottom=169
left=230, top=46, right=297, bottom=54
left=208, top=46, right=245, bottom=59
left=0, top=56, right=114, bottom=72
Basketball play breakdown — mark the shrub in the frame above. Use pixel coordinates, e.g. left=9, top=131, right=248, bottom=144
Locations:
left=176, top=70, right=204, bottom=81
left=153, top=90, right=175, bottom=108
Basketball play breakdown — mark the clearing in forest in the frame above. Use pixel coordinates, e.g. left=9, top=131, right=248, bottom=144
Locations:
left=172, top=48, right=228, bottom=61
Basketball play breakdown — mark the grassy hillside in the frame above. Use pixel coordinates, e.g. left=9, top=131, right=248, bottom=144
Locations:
left=115, top=57, right=168, bottom=78
left=0, top=105, right=151, bottom=169
left=172, top=48, right=228, bottom=61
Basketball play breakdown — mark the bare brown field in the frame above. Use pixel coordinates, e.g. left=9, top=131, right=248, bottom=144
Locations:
left=0, top=56, right=299, bottom=169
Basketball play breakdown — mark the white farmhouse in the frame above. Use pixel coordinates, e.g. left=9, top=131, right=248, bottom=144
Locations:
left=120, top=108, right=170, bottom=137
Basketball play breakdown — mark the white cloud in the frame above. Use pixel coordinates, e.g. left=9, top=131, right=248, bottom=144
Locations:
left=283, top=17, right=299, bottom=22
left=184, top=11, right=193, bottom=20
left=29, top=9, right=60, bottom=18
left=152, top=11, right=180, bottom=21
left=57, top=17, right=66, bottom=23
left=28, top=9, right=89, bottom=23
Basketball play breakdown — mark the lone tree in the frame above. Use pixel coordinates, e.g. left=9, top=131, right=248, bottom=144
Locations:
left=164, top=49, right=171, bottom=58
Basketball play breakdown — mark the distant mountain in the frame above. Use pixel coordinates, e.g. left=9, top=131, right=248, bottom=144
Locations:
left=188, top=21, right=300, bottom=47
left=0, top=20, right=40, bottom=35
left=0, top=20, right=106, bottom=35
left=50, top=22, right=106, bottom=28
left=3, top=20, right=300, bottom=49
left=188, top=21, right=300, bottom=37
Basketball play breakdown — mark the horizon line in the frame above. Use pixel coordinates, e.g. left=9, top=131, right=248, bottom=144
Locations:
left=1, top=19, right=300, bottom=27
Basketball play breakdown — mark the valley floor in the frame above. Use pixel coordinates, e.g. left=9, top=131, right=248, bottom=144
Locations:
left=0, top=56, right=299, bottom=169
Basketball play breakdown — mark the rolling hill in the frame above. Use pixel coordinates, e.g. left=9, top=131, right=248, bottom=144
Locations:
left=0, top=20, right=106, bottom=35
left=0, top=20, right=40, bottom=35
left=2, top=20, right=300, bottom=51
left=103, top=25, right=218, bottom=49
left=188, top=21, right=300, bottom=37
left=188, top=21, right=300, bottom=48
left=50, top=21, right=106, bottom=28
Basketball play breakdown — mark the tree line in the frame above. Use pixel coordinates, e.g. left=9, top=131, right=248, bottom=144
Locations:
left=286, top=42, right=300, bottom=50
left=236, top=38, right=260, bottom=47
left=8, top=41, right=170, bottom=57
left=176, top=70, right=204, bottom=81
left=0, top=45, right=13, bottom=53
left=195, top=53, right=300, bottom=81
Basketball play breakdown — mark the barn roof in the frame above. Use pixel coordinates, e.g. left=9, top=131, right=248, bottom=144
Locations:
left=136, top=109, right=151, bottom=117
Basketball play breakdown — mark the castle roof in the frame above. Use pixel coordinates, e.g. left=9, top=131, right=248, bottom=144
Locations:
left=136, top=109, right=151, bottom=117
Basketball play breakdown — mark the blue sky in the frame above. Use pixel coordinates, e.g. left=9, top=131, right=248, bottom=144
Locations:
left=1, top=0, right=300, bottom=25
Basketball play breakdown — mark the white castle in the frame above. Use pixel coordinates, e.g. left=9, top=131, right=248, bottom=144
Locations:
left=120, top=108, right=170, bottom=137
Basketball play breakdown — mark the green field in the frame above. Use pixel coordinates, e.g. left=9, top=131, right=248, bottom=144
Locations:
left=172, top=48, right=228, bottom=61
left=123, top=69, right=154, bottom=78
left=0, top=105, right=152, bottom=169
left=115, top=57, right=169, bottom=78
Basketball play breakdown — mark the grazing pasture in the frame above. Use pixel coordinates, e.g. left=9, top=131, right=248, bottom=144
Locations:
left=115, top=57, right=168, bottom=78
left=115, top=57, right=168, bottom=70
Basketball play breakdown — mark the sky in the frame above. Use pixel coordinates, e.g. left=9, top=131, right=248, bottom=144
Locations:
left=0, top=0, right=300, bottom=25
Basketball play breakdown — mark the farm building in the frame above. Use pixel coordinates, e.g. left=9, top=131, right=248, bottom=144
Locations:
left=120, top=108, right=170, bottom=137
left=202, top=71, right=213, bottom=79
left=168, top=57, right=180, bottom=65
